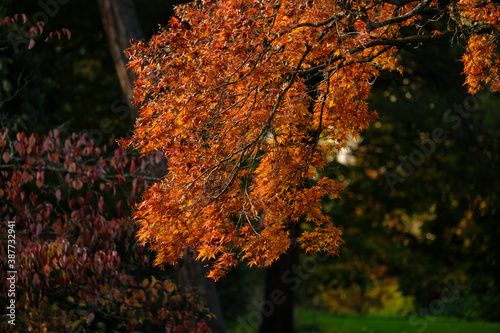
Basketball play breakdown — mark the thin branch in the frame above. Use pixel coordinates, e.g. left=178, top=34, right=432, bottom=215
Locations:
left=367, top=0, right=432, bottom=32
left=294, top=12, right=346, bottom=29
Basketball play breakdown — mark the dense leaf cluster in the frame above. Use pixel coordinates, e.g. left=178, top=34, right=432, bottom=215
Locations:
left=0, top=128, right=211, bottom=332
left=125, top=0, right=500, bottom=279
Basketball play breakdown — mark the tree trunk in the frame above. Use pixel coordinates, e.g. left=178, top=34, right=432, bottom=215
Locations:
left=359, top=283, right=366, bottom=314
left=259, top=245, right=298, bottom=333
left=97, top=0, right=141, bottom=120
left=177, top=248, right=227, bottom=333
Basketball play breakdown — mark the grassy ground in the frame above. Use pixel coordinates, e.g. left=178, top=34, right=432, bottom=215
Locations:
left=296, top=309, right=500, bottom=333
left=227, top=309, right=500, bottom=333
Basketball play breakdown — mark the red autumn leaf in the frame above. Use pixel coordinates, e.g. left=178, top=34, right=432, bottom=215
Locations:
left=72, top=179, right=83, bottom=190
left=62, top=28, right=71, bottom=39
left=36, top=223, right=43, bottom=235
left=33, top=273, right=40, bottom=287
left=130, top=157, right=137, bottom=174
left=35, top=21, right=43, bottom=35
left=36, top=171, right=44, bottom=188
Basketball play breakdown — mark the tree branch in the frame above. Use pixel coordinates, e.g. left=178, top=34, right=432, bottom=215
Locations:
left=367, top=0, right=432, bottom=32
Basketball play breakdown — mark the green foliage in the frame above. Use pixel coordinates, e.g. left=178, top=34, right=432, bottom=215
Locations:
left=295, top=310, right=500, bottom=333
left=227, top=310, right=500, bottom=333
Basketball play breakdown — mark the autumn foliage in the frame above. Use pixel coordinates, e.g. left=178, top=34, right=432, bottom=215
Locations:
left=124, top=0, right=500, bottom=279
left=0, top=128, right=211, bottom=332
left=0, top=13, right=71, bottom=50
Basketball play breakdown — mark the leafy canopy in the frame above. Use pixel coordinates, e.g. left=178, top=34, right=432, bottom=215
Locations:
left=123, top=0, right=500, bottom=279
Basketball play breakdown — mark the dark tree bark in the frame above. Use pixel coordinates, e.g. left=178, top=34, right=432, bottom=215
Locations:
left=259, top=245, right=298, bottom=333
left=260, top=69, right=322, bottom=333
left=177, top=248, right=227, bottom=333
left=97, top=0, right=141, bottom=120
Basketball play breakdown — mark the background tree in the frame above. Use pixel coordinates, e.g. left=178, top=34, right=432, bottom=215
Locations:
left=97, top=0, right=142, bottom=120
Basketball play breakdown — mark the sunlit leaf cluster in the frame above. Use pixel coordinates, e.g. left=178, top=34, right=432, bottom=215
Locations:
left=124, top=0, right=500, bottom=279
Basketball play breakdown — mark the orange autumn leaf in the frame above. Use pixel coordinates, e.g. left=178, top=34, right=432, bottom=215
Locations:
left=123, top=0, right=500, bottom=279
